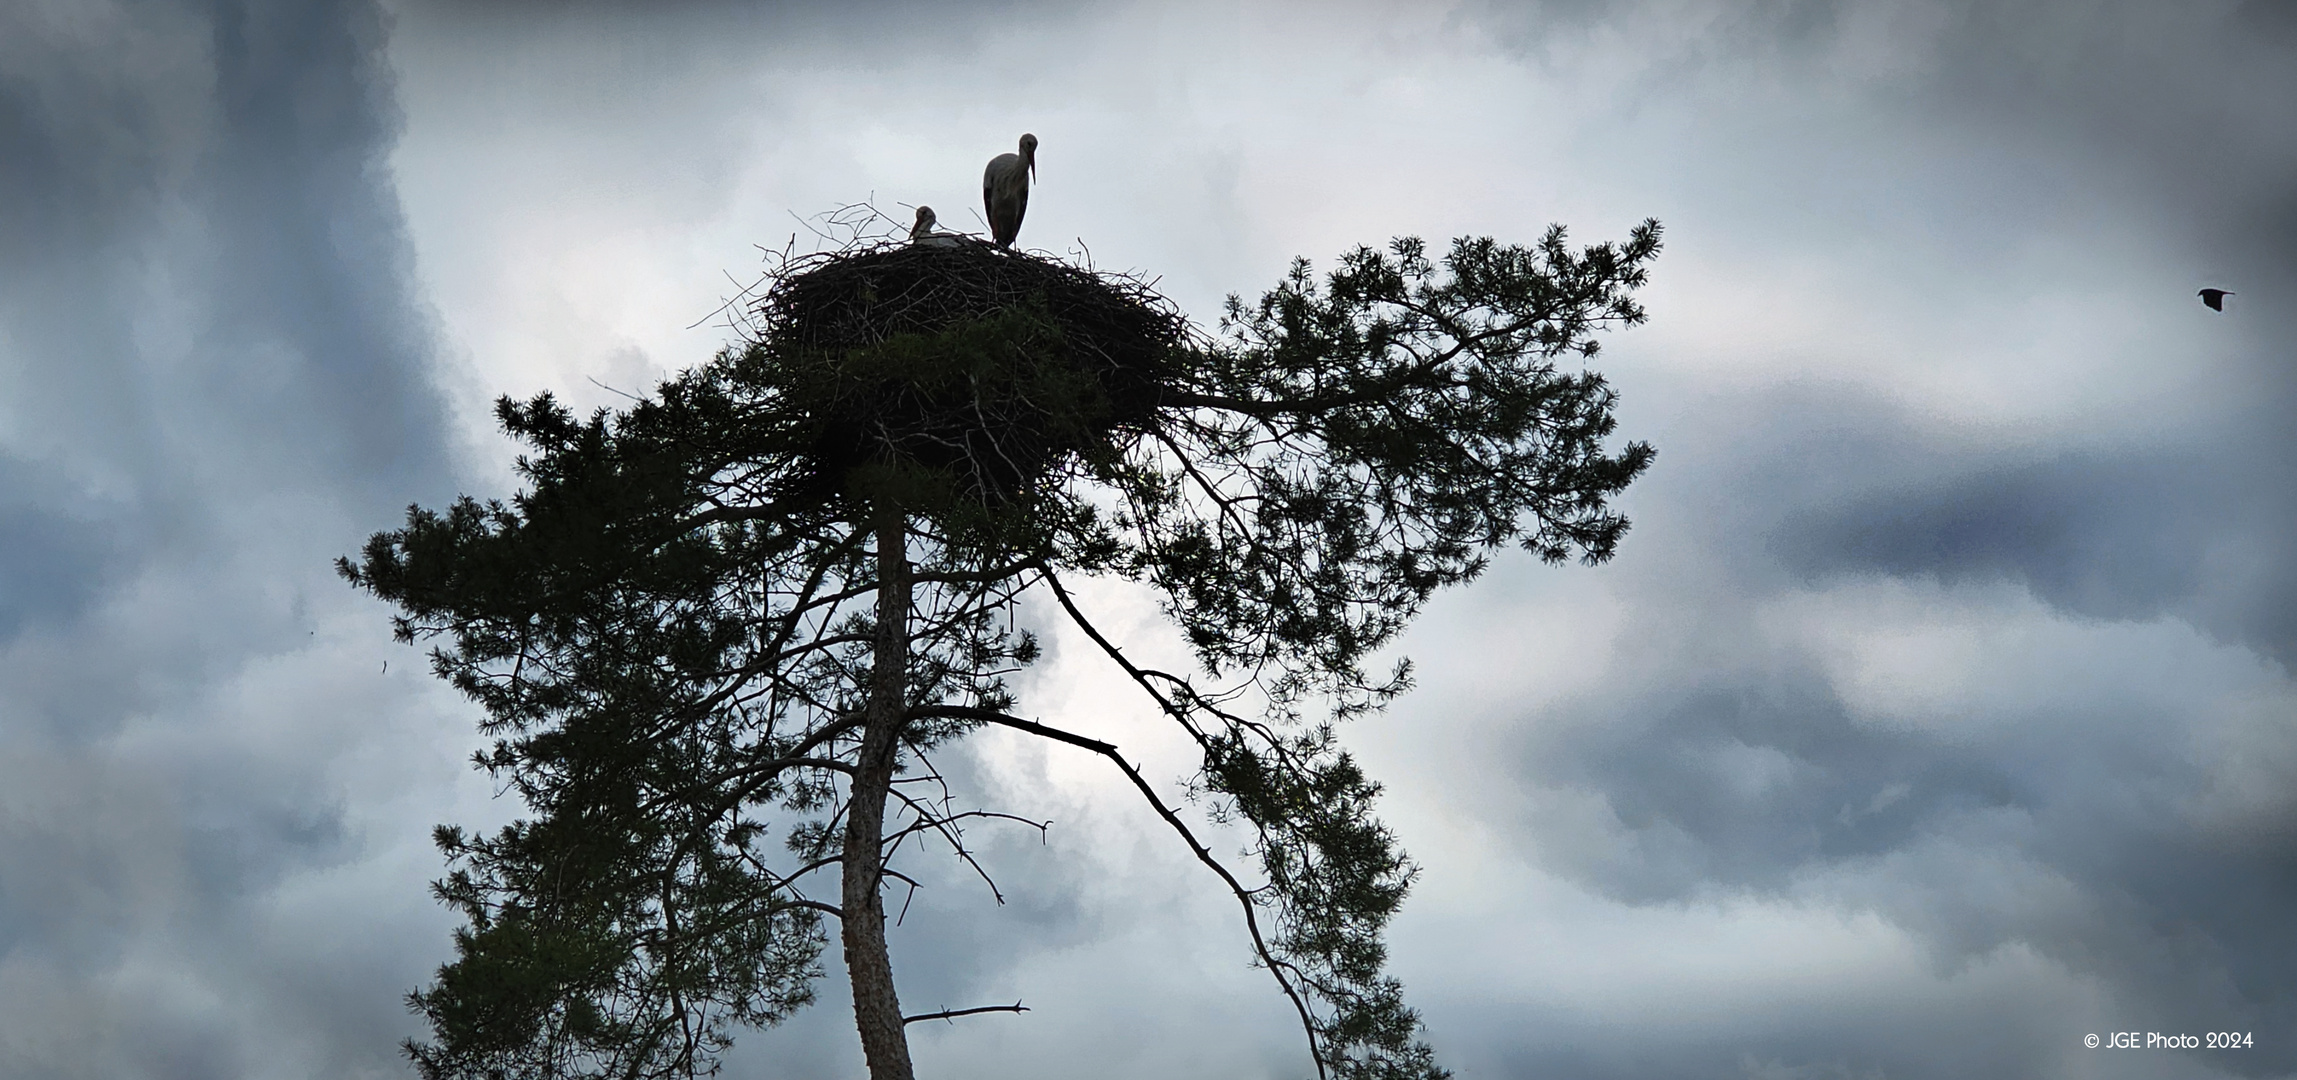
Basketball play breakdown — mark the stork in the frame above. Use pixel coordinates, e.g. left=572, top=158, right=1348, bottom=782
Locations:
left=983, top=133, right=1037, bottom=249
left=2198, top=288, right=2233, bottom=312
left=910, top=205, right=960, bottom=247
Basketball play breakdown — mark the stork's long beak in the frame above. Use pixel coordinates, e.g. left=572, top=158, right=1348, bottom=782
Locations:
left=1030, top=161, right=1037, bottom=184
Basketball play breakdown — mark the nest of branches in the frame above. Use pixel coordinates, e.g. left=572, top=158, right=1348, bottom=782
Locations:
left=747, top=234, right=1196, bottom=513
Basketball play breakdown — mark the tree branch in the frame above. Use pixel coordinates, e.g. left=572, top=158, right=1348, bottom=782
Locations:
left=901, top=1002, right=1028, bottom=1025
left=908, top=703, right=1327, bottom=1080
left=787, top=899, right=845, bottom=920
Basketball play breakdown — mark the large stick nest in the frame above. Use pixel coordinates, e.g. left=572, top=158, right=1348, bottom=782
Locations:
left=747, top=235, right=1196, bottom=511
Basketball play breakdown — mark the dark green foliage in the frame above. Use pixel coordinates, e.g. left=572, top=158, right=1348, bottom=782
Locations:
left=1199, top=725, right=1430, bottom=1080
left=343, top=381, right=1033, bottom=1079
left=1143, top=224, right=1661, bottom=707
left=408, top=816, right=822, bottom=1080
left=344, top=222, right=1659, bottom=1080
left=1098, top=223, right=1657, bottom=1077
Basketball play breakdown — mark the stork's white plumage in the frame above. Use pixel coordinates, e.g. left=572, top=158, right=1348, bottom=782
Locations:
left=983, top=133, right=1037, bottom=249
left=910, top=205, right=961, bottom=247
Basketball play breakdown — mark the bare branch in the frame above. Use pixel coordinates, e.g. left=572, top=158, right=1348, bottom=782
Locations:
left=908, top=703, right=1327, bottom=1080
left=901, top=1002, right=1029, bottom=1025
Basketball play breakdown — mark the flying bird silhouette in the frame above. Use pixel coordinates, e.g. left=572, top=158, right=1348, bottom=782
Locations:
left=983, top=133, right=1037, bottom=249
left=2199, top=288, right=2233, bottom=311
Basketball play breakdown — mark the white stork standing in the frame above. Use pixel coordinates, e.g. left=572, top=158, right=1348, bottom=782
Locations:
left=983, top=133, right=1037, bottom=249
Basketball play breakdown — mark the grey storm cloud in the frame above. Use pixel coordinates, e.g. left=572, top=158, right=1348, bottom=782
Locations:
left=0, top=0, right=459, bottom=1076
left=0, top=0, right=454, bottom=724
left=0, top=457, right=121, bottom=644
left=1435, top=4, right=2297, bottom=1074
left=1781, top=438, right=2297, bottom=669
left=1716, top=0, right=2297, bottom=673
left=0, top=0, right=451, bottom=514
left=1473, top=380, right=2297, bottom=1077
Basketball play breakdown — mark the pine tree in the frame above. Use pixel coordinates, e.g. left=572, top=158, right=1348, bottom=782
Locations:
left=342, top=219, right=1661, bottom=1080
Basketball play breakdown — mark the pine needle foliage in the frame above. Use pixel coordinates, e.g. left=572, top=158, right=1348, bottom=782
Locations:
left=342, top=217, right=1661, bottom=1080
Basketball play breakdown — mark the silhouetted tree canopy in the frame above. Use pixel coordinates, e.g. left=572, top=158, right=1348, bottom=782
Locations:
left=343, top=216, right=1661, bottom=1080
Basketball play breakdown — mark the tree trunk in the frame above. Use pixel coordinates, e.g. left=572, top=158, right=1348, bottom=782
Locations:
left=843, top=507, right=915, bottom=1080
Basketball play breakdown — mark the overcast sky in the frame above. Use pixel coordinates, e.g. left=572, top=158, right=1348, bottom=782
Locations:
left=2, top=1, right=2292, bottom=1078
